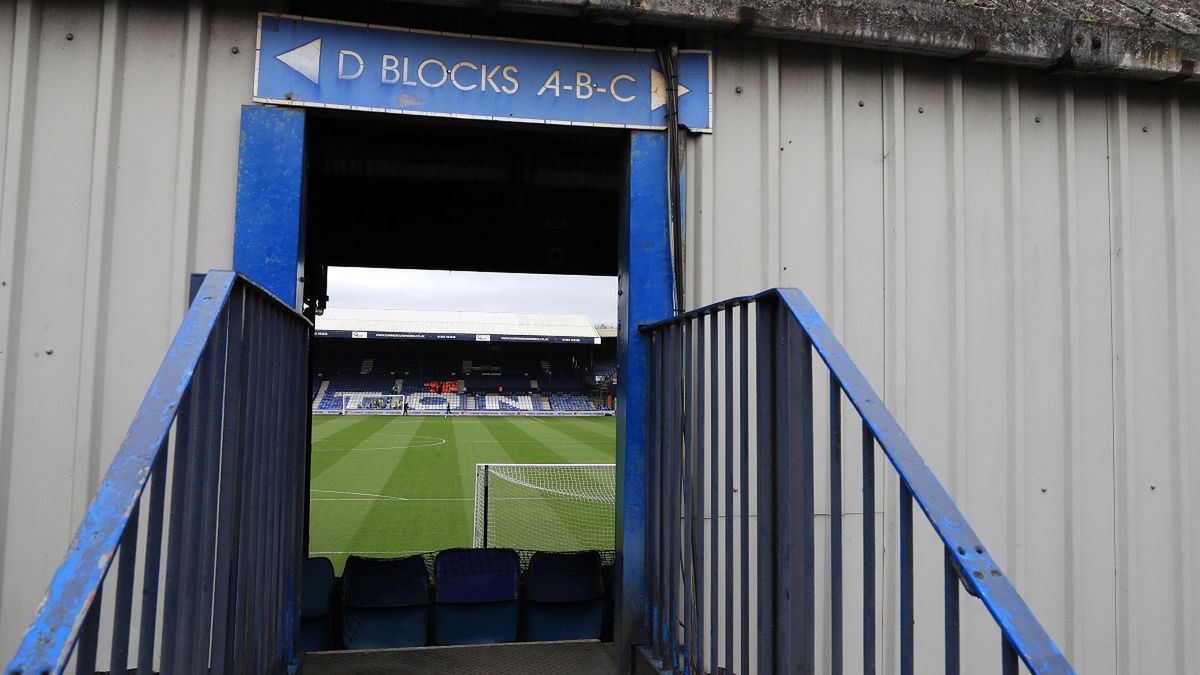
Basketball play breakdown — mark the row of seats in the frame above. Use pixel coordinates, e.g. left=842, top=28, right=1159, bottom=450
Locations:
left=549, top=394, right=594, bottom=411
left=300, top=549, right=608, bottom=652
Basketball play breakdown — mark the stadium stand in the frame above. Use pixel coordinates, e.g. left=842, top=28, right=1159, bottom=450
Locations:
left=549, top=394, right=593, bottom=412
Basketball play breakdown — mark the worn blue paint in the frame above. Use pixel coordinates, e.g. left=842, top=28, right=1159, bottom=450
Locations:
left=234, top=105, right=306, bottom=309
left=639, top=289, right=1077, bottom=675
left=615, top=130, right=674, bottom=669
left=255, top=14, right=712, bottom=131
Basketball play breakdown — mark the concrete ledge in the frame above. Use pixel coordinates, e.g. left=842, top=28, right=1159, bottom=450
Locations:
left=416, top=0, right=1199, bottom=84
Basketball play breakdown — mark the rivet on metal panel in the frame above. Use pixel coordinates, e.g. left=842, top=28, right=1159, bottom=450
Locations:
left=858, top=100, right=865, bottom=107
left=1151, top=484, right=1156, bottom=490
left=735, top=86, right=743, bottom=94
left=957, top=547, right=965, bottom=554
left=66, top=33, right=73, bottom=41
left=1041, top=487, right=1046, bottom=493
left=974, top=546, right=983, bottom=554
left=973, top=571, right=983, bottom=579
left=918, top=107, right=925, bottom=114
left=1142, top=126, right=1148, bottom=133
left=231, top=46, right=240, bottom=54
left=1035, top=117, right=1041, bottom=123
left=45, top=348, right=54, bottom=355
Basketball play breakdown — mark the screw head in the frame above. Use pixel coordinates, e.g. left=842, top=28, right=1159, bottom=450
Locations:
left=735, top=86, right=743, bottom=94
left=65, top=33, right=74, bottom=41
left=45, top=348, right=54, bottom=355
left=918, top=107, right=925, bottom=114
left=231, top=46, right=240, bottom=54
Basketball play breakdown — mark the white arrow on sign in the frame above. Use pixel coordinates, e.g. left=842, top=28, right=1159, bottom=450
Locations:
left=276, top=37, right=322, bottom=84
left=650, top=69, right=691, bottom=111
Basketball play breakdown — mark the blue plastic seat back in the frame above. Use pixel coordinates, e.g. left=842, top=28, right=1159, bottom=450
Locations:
left=434, top=548, right=520, bottom=603
left=521, top=551, right=604, bottom=641
left=299, top=557, right=335, bottom=652
left=433, top=548, right=520, bottom=645
left=341, top=555, right=430, bottom=649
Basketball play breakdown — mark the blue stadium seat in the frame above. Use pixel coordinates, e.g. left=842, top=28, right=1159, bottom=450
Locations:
left=299, top=557, right=335, bottom=653
left=341, top=555, right=431, bottom=649
left=520, top=551, right=604, bottom=641
left=433, top=548, right=520, bottom=645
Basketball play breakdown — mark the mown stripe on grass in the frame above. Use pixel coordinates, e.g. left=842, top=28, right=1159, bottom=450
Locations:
left=526, top=417, right=616, bottom=460
left=309, top=416, right=415, bottom=481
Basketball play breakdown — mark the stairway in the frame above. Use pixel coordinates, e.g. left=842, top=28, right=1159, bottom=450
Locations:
left=312, top=379, right=330, bottom=411
left=298, top=640, right=616, bottom=675
left=360, top=358, right=374, bottom=374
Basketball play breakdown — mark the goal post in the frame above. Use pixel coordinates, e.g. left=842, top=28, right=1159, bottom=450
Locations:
left=339, top=393, right=407, bottom=414
left=473, top=463, right=615, bottom=551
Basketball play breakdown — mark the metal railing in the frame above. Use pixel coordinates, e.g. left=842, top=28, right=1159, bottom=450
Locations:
left=639, top=288, right=1074, bottom=675
left=6, top=271, right=310, bottom=675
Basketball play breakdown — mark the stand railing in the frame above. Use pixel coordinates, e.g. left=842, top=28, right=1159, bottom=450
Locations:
left=639, top=289, right=1074, bottom=674
left=6, top=271, right=310, bottom=675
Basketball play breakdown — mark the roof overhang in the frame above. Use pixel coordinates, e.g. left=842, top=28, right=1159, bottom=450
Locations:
left=417, top=0, right=1198, bottom=84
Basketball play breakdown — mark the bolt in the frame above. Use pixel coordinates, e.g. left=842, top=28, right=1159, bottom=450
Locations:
left=973, top=571, right=984, bottom=579
left=1035, top=116, right=1041, bottom=123
left=1041, top=487, right=1047, bottom=493
left=990, top=569, right=1001, bottom=577
left=975, top=546, right=983, bottom=554
left=45, top=348, right=54, bottom=355
left=858, top=100, right=865, bottom=107
left=918, top=107, right=925, bottom=114
left=231, top=46, right=240, bottom=54
left=956, top=546, right=965, bottom=554
left=1142, top=126, right=1149, bottom=133
left=1151, top=484, right=1156, bottom=490
left=735, top=86, right=743, bottom=94
left=66, top=33, right=73, bottom=41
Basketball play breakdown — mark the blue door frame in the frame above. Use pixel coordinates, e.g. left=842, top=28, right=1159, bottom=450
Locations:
left=233, top=105, right=674, bottom=669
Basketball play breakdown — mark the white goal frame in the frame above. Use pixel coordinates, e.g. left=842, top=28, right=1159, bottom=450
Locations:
left=472, top=463, right=616, bottom=549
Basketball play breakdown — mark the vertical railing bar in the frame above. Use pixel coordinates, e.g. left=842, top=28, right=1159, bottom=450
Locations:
left=231, top=293, right=262, bottom=668
left=780, top=317, right=816, bottom=673
left=667, top=320, right=682, bottom=669
left=1001, top=636, right=1019, bottom=675
left=723, top=307, right=734, bottom=675
left=159, top=346, right=200, bottom=668
left=900, top=482, right=914, bottom=675
left=945, top=548, right=961, bottom=675
left=108, top=502, right=141, bottom=674
left=648, top=332, right=662, bottom=660
left=210, top=286, right=248, bottom=675
left=266, top=307, right=287, bottom=669
left=74, top=587, right=102, bottom=675
left=191, top=303, right=231, bottom=673
left=862, top=422, right=876, bottom=675
left=709, top=310, right=720, bottom=673
left=830, top=374, right=843, bottom=675
left=694, top=314, right=706, bottom=673
left=739, top=304, right=750, bottom=675
left=171, top=330, right=220, bottom=673
left=250, top=296, right=272, bottom=672
left=682, top=318, right=696, bottom=673
left=137, top=436, right=169, bottom=675
left=755, top=299, right=776, bottom=675
left=286, top=319, right=308, bottom=664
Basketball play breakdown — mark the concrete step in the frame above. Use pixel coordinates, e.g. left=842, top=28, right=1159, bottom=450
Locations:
left=299, top=640, right=616, bottom=675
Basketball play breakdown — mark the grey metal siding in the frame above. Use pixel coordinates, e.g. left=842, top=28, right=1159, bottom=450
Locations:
left=0, top=2, right=1197, bottom=672
left=686, top=37, right=1200, bottom=674
left=0, top=0, right=277, bottom=659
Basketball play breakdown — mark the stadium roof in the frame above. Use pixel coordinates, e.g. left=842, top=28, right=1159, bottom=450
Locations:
left=316, top=307, right=602, bottom=344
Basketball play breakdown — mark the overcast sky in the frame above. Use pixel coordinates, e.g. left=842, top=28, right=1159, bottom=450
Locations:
left=327, top=267, right=618, bottom=325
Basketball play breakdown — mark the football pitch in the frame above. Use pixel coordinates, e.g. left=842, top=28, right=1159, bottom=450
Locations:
left=309, top=415, right=616, bottom=571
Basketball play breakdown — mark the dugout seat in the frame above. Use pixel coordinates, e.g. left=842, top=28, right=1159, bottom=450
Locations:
left=341, top=555, right=431, bottom=649
left=520, top=551, right=604, bottom=641
left=299, top=557, right=336, bottom=653
left=433, top=548, right=520, bottom=645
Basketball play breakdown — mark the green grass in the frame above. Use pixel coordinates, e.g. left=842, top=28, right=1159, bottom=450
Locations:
left=309, top=415, right=616, bottom=572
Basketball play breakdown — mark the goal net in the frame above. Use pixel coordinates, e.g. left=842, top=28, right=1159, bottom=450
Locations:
left=473, top=463, right=615, bottom=551
left=339, top=393, right=406, bottom=414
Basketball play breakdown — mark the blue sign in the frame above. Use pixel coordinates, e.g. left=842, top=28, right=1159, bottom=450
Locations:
left=254, top=14, right=712, bottom=131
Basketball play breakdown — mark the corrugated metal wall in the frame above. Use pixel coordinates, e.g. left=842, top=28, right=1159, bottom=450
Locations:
left=685, top=37, right=1200, bottom=674
left=1, top=1, right=1198, bottom=671
left=0, top=0, right=279, bottom=660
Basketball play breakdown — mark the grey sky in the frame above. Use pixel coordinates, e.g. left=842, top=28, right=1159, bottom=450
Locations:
left=326, top=267, right=618, bottom=326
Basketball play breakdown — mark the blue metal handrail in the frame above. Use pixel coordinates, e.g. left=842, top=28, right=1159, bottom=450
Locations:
left=6, top=271, right=311, bottom=675
left=638, top=288, right=1075, bottom=674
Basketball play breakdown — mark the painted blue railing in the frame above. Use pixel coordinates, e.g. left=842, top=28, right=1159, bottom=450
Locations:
left=6, top=271, right=310, bottom=675
left=638, top=289, right=1075, bottom=675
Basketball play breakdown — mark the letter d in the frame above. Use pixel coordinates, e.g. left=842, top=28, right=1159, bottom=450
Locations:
left=339, top=50, right=364, bottom=79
